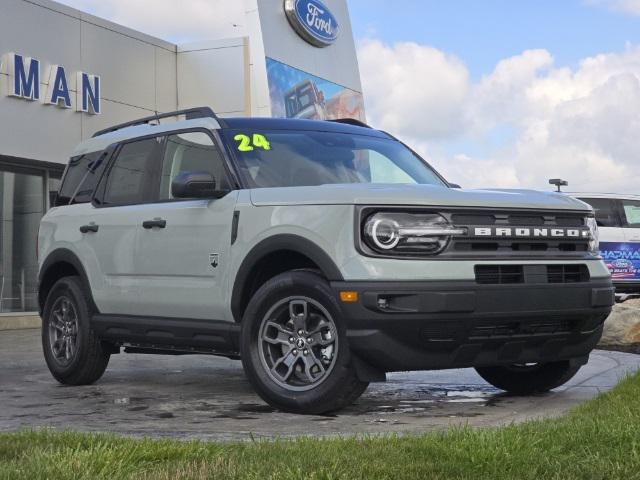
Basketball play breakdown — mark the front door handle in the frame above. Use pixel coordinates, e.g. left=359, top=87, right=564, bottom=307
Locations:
left=142, top=218, right=167, bottom=229
left=79, top=223, right=99, bottom=233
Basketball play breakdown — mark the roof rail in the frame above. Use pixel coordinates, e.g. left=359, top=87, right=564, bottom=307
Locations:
left=328, top=118, right=372, bottom=129
left=92, top=106, right=223, bottom=138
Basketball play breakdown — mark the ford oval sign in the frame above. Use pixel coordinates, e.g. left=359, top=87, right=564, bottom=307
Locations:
left=284, top=0, right=339, bottom=48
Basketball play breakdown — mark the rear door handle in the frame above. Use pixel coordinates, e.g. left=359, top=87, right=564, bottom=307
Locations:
left=142, top=218, right=167, bottom=229
left=79, top=224, right=99, bottom=233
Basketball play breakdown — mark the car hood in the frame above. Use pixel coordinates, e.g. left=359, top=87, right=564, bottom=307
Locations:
left=250, top=184, right=591, bottom=211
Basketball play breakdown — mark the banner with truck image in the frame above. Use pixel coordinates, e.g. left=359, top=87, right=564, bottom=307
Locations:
left=266, top=57, right=366, bottom=122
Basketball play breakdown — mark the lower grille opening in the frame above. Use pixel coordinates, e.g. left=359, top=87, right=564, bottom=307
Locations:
left=420, top=319, right=577, bottom=343
left=476, top=264, right=590, bottom=284
left=475, top=265, right=524, bottom=284
left=547, top=264, right=590, bottom=283
left=469, top=319, right=574, bottom=339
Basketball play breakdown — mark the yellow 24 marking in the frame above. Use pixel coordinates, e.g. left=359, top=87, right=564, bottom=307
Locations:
left=234, top=134, right=271, bottom=152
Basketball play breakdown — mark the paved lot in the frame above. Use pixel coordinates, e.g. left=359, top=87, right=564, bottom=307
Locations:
left=1, top=328, right=639, bottom=441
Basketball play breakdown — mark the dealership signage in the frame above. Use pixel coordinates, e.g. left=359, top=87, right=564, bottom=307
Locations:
left=600, top=242, right=640, bottom=280
left=284, top=0, right=339, bottom=47
left=4, top=52, right=101, bottom=114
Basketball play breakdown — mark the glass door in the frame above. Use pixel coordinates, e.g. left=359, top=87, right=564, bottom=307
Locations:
left=0, top=164, right=45, bottom=313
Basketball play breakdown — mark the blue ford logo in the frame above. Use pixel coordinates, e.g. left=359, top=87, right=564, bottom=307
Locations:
left=284, top=0, right=339, bottom=47
left=612, top=258, right=633, bottom=269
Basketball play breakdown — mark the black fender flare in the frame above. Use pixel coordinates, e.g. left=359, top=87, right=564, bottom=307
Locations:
left=230, top=234, right=344, bottom=322
left=38, top=248, right=98, bottom=315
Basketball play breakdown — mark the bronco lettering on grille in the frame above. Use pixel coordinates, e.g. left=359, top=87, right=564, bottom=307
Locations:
left=472, top=227, right=590, bottom=238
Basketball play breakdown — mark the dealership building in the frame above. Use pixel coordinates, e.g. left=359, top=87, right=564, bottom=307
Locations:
left=0, top=0, right=364, bottom=325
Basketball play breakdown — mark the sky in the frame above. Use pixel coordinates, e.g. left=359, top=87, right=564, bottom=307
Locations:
left=55, top=0, right=640, bottom=193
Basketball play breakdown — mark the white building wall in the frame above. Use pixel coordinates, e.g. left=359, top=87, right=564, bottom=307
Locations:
left=0, top=0, right=178, bottom=165
left=177, top=38, right=250, bottom=117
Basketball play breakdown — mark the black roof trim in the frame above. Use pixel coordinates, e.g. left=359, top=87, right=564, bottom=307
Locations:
left=328, top=118, right=372, bottom=128
left=92, top=107, right=224, bottom=138
left=221, top=117, right=390, bottom=138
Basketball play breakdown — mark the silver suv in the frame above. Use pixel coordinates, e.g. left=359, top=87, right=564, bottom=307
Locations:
left=38, top=107, right=614, bottom=414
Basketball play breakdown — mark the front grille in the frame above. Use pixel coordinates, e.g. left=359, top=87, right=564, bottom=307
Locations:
left=450, top=213, right=584, bottom=227
left=475, top=264, right=590, bottom=284
left=446, top=210, right=589, bottom=258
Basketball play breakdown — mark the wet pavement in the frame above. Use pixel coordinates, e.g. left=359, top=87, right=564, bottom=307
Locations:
left=1, top=328, right=639, bottom=441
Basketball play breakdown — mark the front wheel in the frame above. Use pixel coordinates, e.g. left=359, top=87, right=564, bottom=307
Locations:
left=475, top=360, right=581, bottom=395
left=240, top=271, right=368, bottom=414
left=42, top=276, right=110, bottom=385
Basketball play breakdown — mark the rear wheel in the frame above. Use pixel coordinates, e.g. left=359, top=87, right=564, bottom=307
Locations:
left=42, top=276, right=110, bottom=385
left=475, top=360, right=580, bottom=395
left=241, top=271, right=368, bottom=414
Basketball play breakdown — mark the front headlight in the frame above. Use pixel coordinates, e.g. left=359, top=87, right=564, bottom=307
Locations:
left=363, top=212, right=466, bottom=256
left=586, top=216, right=599, bottom=254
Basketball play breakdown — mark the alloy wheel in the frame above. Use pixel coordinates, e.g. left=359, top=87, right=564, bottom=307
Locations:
left=258, top=296, right=338, bottom=392
left=48, top=296, right=79, bottom=366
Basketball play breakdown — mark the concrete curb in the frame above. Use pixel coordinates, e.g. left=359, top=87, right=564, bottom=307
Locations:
left=0, top=315, right=41, bottom=331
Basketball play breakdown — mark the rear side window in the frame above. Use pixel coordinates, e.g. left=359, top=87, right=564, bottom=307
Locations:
left=578, top=198, right=621, bottom=227
left=102, top=137, right=163, bottom=205
left=56, top=151, right=107, bottom=205
left=620, top=199, right=640, bottom=227
left=159, top=132, right=229, bottom=200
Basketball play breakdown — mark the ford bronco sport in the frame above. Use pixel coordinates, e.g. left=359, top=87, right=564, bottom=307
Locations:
left=38, top=107, right=614, bottom=414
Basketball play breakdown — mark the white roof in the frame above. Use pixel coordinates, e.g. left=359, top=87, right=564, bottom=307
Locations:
left=567, top=192, right=640, bottom=201
left=71, top=117, right=222, bottom=156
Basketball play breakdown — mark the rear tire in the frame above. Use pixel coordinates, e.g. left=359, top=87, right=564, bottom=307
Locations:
left=475, top=360, right=580, bottom=395
left=42, top=276, right=110, bottom=385
left=240, top=271, right=368, bottom=414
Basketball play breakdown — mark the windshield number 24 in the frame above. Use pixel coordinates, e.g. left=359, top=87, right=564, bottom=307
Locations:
left=234, top=134, right=271, bottom=152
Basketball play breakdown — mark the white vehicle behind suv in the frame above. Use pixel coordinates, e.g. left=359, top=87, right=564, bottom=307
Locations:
left=571, top=193, right=640, bottom=293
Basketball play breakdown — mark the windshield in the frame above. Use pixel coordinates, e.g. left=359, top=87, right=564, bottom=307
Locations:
left=224, top=129, right=447, bottom=188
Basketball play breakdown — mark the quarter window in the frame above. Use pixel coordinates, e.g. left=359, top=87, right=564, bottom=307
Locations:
left=620, top=199, right=640, bottom=228
left=56, top=151, right=107, bottom=205
left=159, top=132, right=229, bottom=200
left=102, top=137, right=162, bottom=205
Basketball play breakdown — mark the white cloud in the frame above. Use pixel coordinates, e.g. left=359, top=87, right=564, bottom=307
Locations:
left=587, top=0, right=640, bottom=16
left=54, top=1, right=640, bottom=193
left=54, top=0, right=245, bottom=43
left=357, top=39, right=470, bottom=140
left=359, top=41, right=640, bottom=193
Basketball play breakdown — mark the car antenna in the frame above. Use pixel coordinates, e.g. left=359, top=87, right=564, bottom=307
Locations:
left=549, top=178, right=568, bottom=192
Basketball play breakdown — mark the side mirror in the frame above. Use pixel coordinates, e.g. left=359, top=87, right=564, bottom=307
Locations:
left=171, top=171, right=226, bottom=199
left=448, top=183, right=462, bottom=189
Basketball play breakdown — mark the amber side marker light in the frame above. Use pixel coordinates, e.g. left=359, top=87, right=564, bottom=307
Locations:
left=340, top=291, right=359, bottom=303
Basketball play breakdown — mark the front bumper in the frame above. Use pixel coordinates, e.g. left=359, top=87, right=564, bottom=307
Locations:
left=332, top=279, right=614, bottom=372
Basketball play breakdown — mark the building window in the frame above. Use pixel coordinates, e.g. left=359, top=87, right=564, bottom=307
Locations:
left=0, top=161, right=62, bottom=314
left=0, top=165, right=46, bottom=313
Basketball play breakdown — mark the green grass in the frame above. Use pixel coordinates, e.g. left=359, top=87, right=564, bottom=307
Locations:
left=2, top=373, right=640, bottom=480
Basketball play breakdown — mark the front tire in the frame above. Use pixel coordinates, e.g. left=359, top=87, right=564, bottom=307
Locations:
left=240, top=271, right=368, bottom=414
left=475, top=360, right=581, bottom=395
left=42, top=276, right=110, bottom=385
